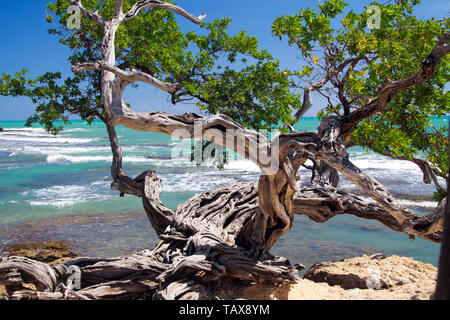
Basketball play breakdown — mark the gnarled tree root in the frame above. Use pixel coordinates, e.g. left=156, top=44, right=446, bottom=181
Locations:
left=0, top=177, right=302, bottom=300
left=1, top=172, right=444, bottom=300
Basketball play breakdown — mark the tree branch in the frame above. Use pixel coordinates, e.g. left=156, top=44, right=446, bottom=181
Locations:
left=123, top=0, right=206, bottom=24
left=294, top=186, right=442, bottom=243
left=111, top=110, right=269, bottom=166
left=70, top=0, right=105, bottom=26
left=317, top=141, right=446, bottom=239
left=292, top=88, right=313, bottom=121
left=381, top=149, right=444, bottom=190
left=278, top=118, right=446, bottom=241
left=72, top=61, right=180, bottom=93
left=340, top=33, right=450, bottom=137
left=291, top=56, right=369, bottom=122
left=114, top=0, right=124, bottom=18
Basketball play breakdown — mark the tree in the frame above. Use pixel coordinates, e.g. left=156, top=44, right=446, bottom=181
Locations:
left=0, top=0, right=449, bottom=300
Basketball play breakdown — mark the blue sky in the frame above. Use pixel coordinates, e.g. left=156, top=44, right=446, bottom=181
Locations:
left=0, top=0, right=448, bottom=120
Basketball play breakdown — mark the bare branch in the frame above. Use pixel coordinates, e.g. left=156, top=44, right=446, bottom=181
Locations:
left=123, top=0, right=206, bottom=24
left=294, top=186, right=442, bottom=243
left=291, top=56, right=370, bottom=123
left=111, top=110, right=268, bottom=165
left=277, top=117, right=446, bottom=241
left=114, top=0, right=124, bottom=19
left=293, top=88, right=313, bottom=120
left=72, top=61, right=180, bottom=93
left=70, top=0, right=105, bottom=26
left=381, top=149, right=444, bottom=191
left=317, top=142, right=445, bottom=238
left=337, top=58, right=361, bottom=115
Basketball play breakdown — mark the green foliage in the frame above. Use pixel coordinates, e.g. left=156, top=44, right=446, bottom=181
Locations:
left=433, top=187, right=447, bottom=202
left=272, top=0, right=449, bottom=182
left=0, top=69, right=101, bottom=134
left=433, top=189, right=447, bottom=202
left=1, top=0, right=448, bottom=180
left=1, top=0, right=298, bottom=134
left=190, top=140, right=229, bottom=170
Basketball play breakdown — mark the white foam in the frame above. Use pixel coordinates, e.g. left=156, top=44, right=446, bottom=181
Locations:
left=1, top=131, right=46, bottom=137
left=122, top=145, right=171, bottom=152
left=224, top=159, right=260, bottom=172
left=64, top=128, right=90, bottom=133
left=352, top=158, right=420, bottom=171
left=0, top=126, right=96, bottom=144
left=89, top=179, right=111, bottom=187
left=397, top=199, right=438, bottom=208
left=10, top=145, right=110, bottom=156
left=46, top=154, right=162, bottom=164
left=0, top=200, right=19, bottom=205
left=0, top=133, right=94, bottom=144
left=162, top=172, right=241, bottom=193
left=159, top=160, right=261, bottom=193
left=29, top=200, right=77, bottom=208
left=27, top=182, right=113, bottom=207
left=359, top=196, right=437, bottom=209
left=1, top=128, right=45, bottom=133
left=47, top=154, right=112, bottom=164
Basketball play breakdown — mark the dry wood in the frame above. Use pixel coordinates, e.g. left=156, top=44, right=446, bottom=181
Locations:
left=1, top=1, right=448, bottom=300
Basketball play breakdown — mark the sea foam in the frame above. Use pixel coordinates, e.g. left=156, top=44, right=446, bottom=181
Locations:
left=26, top=181, right=113, bottom=208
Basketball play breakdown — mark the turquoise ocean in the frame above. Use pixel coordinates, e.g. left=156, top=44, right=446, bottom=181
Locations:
left=0, top=117, right=447, bottom=269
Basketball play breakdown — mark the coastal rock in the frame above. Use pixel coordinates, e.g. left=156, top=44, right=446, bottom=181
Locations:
left=0, top=251, right=438, bottom=300
left=1, top=241, right=79, bottom=299
left=0, top=127, right=3, bottom=132
left=4, top=241, right=78, bottom=264
left=304, top=254, right=437, bottom=292
left=216, top=255, right=437, bottom=300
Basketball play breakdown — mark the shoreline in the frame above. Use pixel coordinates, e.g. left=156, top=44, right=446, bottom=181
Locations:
left=0, top=119, right=442, bottom=269
left=0, top=210, right=160, bottom=260
left=0, top=209, right=384, bottom=272
left=0, top=207, right=440, bottom=270
left=1, top=243, right=437, bottom=300
left=216, top=254, right=438, bottom=300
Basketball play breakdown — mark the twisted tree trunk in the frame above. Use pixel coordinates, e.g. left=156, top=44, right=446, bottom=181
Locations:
left=0, top=176, right=303, bottom=300
left=1, top=0, right=448, bottom=300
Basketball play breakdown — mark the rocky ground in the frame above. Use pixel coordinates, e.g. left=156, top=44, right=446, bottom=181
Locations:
left=217, top=254, right=438, bottom=300
left=3, top=242, right=78, bottom=264
left=0, top=241, right=79, bottom=298
left=0, top=243, right=438, bottom=300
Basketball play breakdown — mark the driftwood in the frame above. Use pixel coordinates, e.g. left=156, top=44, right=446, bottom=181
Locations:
left=0, top=177, right=443, bottom=300
left=1, top=1, right=448, bottom=300
left=0, top=179, right=302, bottom=300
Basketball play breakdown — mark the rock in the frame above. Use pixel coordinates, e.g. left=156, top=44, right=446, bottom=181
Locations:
left=0, top=241, right=78, bottom=300
left=216, top=255, right=437, bottom=300
left=361, top=225, right=382, bottom=231
left=0, top=127, right=3, bottom=132
left=0, top=247, right=437, bottom=300
left=304, top=254, right=437, bottom=295
left=4, top=241, right=78, bottom=264
left=1, top=241, right=79, bottom=299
